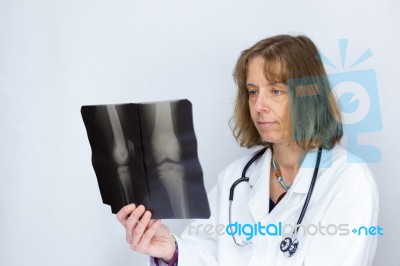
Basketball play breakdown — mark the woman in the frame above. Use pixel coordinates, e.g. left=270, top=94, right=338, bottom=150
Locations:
left=116, top=35, right=379, bottom=265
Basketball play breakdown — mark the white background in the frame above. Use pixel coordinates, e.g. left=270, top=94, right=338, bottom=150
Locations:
left=1, top=0, right=399, bottom=265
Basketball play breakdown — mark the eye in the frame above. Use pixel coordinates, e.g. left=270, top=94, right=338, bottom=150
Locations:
left=247, top=89, right=258, bottom=97
left=271, top=89, right=282, bottom=95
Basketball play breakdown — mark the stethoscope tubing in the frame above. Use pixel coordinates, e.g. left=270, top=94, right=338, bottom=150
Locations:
left=228, top=147, right=323, bottom=256
left=295, top=148, right=322, bottom=229
left=228, top=147, right=267, bottom=201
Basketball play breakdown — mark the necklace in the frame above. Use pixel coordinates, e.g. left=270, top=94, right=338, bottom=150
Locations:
left=272, top=158, right=292, bottom=190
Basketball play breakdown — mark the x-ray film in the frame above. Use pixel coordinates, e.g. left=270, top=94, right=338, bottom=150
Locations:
left=81, top=99, right=211, bottom=219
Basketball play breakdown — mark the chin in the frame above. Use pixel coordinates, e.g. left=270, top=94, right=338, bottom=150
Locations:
left=258, top=130, right=291, bottom=144
left=260, top=135, right=277, bottom=144
left=260, top=135, right=287, bottom=145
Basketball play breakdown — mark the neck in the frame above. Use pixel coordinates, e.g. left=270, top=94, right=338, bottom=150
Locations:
left=272, top=142, right=306, bottom=173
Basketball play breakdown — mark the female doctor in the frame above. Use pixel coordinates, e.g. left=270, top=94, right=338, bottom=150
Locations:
left=116, top=35, right=379, bottom=265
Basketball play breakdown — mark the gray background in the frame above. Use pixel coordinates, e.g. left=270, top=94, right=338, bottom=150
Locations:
left=1, top=0, right=398, bottom=265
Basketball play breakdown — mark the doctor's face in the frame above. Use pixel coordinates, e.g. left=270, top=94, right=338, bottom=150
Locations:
left=247, top=57, right=291, bottom=144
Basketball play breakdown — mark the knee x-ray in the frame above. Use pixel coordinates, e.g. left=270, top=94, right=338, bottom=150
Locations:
left=81, top=99, right=210, bottom=219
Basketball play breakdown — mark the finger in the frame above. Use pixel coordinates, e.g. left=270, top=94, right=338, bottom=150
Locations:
left=126, top=205, right=147, bottom=243
left=134, top=219, right=162, bottom=254
left=147, top=219, right=157, bottom=228
left=116, top=204, right=136, bottom=226
left=131, top=210, right=152, bottom=247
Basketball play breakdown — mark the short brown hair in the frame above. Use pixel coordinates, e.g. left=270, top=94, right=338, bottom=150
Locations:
left=231, top=34, right=343, bottom=150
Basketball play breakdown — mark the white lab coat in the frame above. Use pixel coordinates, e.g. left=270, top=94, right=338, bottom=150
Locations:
left=172, top=145, right=379, bottom=266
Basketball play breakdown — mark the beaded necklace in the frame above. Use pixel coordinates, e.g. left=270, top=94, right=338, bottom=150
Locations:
left=272, top=158, right=292, bottom=190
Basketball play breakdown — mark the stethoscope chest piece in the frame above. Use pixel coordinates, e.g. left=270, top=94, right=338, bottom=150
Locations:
left=280, top=236, right=298, bottom=257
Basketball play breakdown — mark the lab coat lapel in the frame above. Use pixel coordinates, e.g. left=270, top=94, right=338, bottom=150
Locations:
left=290, top=148, right=320, bottom=194
left=246, top=148, right=320, bottom=220
left=281, top=148, right=320, bottom=206
left=247, top=148, right=272, bottom=222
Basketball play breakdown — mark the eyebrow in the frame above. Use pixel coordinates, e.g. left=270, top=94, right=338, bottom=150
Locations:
left=245, top=83, right=258, bottom=88
left=246, top=82, right=281, bottom=88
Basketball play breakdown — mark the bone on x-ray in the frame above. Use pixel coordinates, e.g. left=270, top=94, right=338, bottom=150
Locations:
left=81, top=99, right=211, bottom=219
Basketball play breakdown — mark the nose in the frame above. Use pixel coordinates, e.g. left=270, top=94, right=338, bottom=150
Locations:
left=253, top=92, right=270, bottom=113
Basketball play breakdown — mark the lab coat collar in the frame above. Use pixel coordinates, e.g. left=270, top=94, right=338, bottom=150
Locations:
left=289, top=148, right=321, bottom=194
left=247, top=147, right=321, bottom=222
left=247, top=148, right=272, bottom=222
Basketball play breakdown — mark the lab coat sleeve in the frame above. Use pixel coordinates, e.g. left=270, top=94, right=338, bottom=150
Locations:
left=171, top=170, right=226, bottom=266
left=304, top=163, right=379, bottom=266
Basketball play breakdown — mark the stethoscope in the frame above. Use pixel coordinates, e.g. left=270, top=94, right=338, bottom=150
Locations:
left=228, top=147, right=322, bottom=257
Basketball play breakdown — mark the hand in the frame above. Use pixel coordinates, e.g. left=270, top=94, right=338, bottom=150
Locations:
left=116, top=204, right=176, bottom=262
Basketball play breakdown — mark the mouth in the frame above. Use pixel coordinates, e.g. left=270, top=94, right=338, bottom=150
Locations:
left=257, top=121, right=277, bottom=128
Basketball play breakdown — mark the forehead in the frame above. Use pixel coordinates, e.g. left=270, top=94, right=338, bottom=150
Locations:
left=246, top=56, right=284, bottom=84
left=247, top=57, right=266, bottom=78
